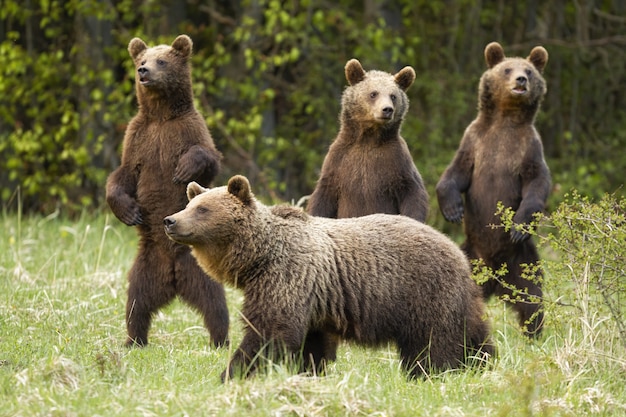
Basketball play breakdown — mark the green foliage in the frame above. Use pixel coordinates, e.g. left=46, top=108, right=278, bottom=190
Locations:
left=0, top=1, right=128, bottom=214
left=1, top=1, right=625, bottom=213
left=543, top=191, right=626, bottom=347
left=476, top=193, right=626, bottom=348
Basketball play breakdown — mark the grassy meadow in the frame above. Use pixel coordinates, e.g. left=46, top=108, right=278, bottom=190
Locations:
left=1, top=208, right=625, bottom=416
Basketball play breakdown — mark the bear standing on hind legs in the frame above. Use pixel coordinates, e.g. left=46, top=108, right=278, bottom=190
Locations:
left=436, top=42, right=551, bottom=337
left=307, top=59, right=429, bottom=222
left=106, top=35, right=229, bottom=347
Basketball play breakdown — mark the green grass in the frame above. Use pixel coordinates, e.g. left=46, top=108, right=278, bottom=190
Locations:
left=1, top=211, right=625, bottom=416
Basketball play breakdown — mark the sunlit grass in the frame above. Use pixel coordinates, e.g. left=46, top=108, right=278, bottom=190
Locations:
left=1, top=211, right=625, bottom=416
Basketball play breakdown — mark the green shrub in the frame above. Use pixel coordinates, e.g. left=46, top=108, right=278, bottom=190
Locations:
left=544, top=191, right=626, bottom=347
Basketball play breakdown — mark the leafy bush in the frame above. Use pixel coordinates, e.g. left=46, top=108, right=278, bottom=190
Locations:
left=476, top=193, right=626, bottom=347
left=544, top=191, right=626, bottom=347
left=0, top=2, right=130, bottom=214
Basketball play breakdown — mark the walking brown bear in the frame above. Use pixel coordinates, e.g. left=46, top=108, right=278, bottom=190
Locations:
left=164, top=175, right=493, bottom=381
left=436, top=42, right=551, bottom=337
left=106, top=35, right=229, bottom=347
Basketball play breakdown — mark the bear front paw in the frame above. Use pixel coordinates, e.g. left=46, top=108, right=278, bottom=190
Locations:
left=442, top=204, right=464, bottom=224
left=119, top=206, right=143, bottom=226
left=510, top=227, right=531, bottom=244
left=172, top=169, right=191, bottom=184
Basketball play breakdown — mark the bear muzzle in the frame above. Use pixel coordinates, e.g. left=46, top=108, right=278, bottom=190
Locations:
left=163, top=216, right=182, bottom=240
left=381, top=106, right=394, bottom=119
left=137, top=66, right=152, bottom=85
left=511, top=76, right=528, bottom=95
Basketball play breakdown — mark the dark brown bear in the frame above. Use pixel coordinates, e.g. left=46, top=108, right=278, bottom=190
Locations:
left=164, top=175, right=493, bottom=381
left=436, top=42, right=551, bottom=337
left=307, top=59, right=429, bottom=222
left=105, top=35, right=229, bottom=347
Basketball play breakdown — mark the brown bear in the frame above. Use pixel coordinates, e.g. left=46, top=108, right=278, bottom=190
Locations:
left=436, top=42, right=551, bottom=337
left=105, top=35, right=229, bottom=347
left=164, top=175, right=493, bottom=381
left=307, top=58, right=429, bottom=222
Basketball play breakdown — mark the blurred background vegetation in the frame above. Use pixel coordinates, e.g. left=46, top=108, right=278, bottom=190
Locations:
left=1, top=0, right=624, bottom=219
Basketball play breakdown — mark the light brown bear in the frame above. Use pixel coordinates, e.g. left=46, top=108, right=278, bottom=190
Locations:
left=106, top=35, right=229, bottom=347
left=307, top=59, right=429, bottom=222
left=164, top=175, right=493, bottom=381
left=436, top=42, right=551, bottom=337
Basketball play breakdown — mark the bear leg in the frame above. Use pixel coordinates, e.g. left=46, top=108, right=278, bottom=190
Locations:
left=506, top=268, right=544, bottom=337
left=496, top=244, right=545, bottom=337
left=125, top=246, right=177, bottom=347
left=397, top=333, right=446, bottom=378
left=301, top=330, right=339, bottom=375
left=176, top=249, right=230, bottom=347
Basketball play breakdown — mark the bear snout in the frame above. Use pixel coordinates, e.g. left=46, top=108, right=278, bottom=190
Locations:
left=163, top=216, right=176, bottom=228
left=511, top=75, right=528, bottom=94
left=382, top=106, right=394, bottom=119
left=137, top=66, right=150, bottom=83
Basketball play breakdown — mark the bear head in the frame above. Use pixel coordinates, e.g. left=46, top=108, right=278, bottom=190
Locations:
left=163, top=175, right=255, bottom=248
left=341, top=59, right=416, bottom=131
left=478, top=42, right=548, bottom=119
left=128, top=34, right=193, bottom=99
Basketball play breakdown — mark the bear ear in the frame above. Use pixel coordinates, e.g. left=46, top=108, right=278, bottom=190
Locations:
left=227, top=175, right=253, bottom=205
left=128, top=38, right=148, bottom=59
left=171, top=35, right=193, bottom=58
left=186, top=182, right=207, bottom=202
left=484, top=42, right=505, bottom=68
left=345, top=59, right=366, bottom=86
left=394, top=66, right=416, bottom=91
left=528, top=46, right=548, bottom=73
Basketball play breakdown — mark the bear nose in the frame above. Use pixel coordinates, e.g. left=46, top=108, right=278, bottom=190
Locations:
left=382, top=107, right=394, bottom=118
left=163, top=216, right=176, bottom=227
left=138, top=66, right=148, bottom=76
left=515, top=76, right=527, bottom=86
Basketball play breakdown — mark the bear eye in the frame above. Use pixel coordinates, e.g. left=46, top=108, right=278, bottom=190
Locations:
left=370, top=91, right=378, bottom=99
left=525, top=69, right=532, bottom=77
left=141, top=60, right=146, bottom=66
left=157, top=59, right=166, bottom=66
left=196, top=206, right=209, bottom=215
left=390, top=94, right=397, bottom=102
left=504, top=68, right=512, bottom=75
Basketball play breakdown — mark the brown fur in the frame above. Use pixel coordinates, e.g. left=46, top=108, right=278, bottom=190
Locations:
left=105, top=35, right=229, bottom=347
left=307, top=59, right=429, bottom=221
left=436, top=42, right=551, bottom=336
left=164, top=175, right=493, bottom=381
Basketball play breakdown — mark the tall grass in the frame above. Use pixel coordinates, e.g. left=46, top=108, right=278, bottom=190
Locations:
left=1, top=201, right=625, bottom=416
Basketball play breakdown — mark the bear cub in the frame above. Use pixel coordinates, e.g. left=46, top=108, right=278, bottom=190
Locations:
left=307, top=59, right=429, bottom=222
left=165, top=175, right=493, bottom=381
left=106, top=35, right=229, bottom=347
left=436, top=42, right=551, bottom=336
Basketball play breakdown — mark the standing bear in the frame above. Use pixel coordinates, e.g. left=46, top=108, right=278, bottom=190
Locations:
left=106, top=35, right=229, bottom=347
left=164, top=175, right=493, bottom=381
left=307, top=59, right=429, bottom=222
left=436, top=42, right=551, bottom=337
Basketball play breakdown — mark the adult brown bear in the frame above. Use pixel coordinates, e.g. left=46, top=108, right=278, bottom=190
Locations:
left=436, top=42, right=551, bottom=337
left=307, top=59, right=429, bottom=222
left=165, top=175, right=493, bottom=381
left=106, top=35, right=229, bottom=347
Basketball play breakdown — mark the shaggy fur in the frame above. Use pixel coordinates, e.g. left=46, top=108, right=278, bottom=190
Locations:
left=307, top=59, right=429, bottom=221
left=105, top=35, right=229, bottom=347
left=165, top=175, right=493, bottom=381
left=436, top=42, right=551, bottom=336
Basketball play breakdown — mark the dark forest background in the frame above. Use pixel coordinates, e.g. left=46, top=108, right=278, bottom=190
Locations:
left=1, top=0, right=625, bottom=224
